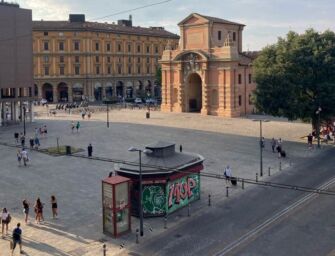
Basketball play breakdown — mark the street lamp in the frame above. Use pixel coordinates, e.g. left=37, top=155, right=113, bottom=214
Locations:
left=128, top=147, right=152, bottom=237
left=252, top=119, right=269, bottom=177
left=103, top=99, right=113, bottom=128
left=23, top=104, right=27, bottom=136
left=316, top=106, right=322, bottom=149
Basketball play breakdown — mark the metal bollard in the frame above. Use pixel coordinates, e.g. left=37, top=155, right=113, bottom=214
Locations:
left=242, top=179, right=244, bottom=189
left=136, top=229, right=139, bottom=244
left=256, top=173, right=258, bottom=182
left=188, top=203, right=191, bottom=217
left=268, top=167, right=271, bottom=176
left=103, top=244, right=106, bottom=256
left=279, top=161, right=282, bottom=171
left=226, top=186, right=229, bottom=197
left=164, top=216, right=167, bottom=229
left=208, top=194, right=211, bottom=206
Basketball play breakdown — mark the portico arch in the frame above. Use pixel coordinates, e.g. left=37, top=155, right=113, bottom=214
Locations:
left=185, top=73, right=202, bottom=112
left=58, top=82, right=68, bottom=102
left=42, top=83, right=53, bottom=102
left=94, top=82, right=102, bottom=101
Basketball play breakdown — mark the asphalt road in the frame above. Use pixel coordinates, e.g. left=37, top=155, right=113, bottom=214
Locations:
left=129, top=147, right=335, bottom=256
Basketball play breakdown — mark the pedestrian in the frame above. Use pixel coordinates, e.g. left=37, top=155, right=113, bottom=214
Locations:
left=224, top=165, right=232, bottom=184
left=14, top=132, right=19, bottom=144
left=261, top=137, right=265, bottom=148
left=29, top=137, right=34, bottom=149
left=16, top=149, right=22, bottom=166
left=81, top=110, right=86, bottom=119
left=22, top=200, right=29, bottom=224
left=21, top=148, right=29, bottom=166
left=71, top=121, right=75, bottom=133
left=76, top=121, right=80, bottom=132
left=11, top=223, right=23, bottom=255
left=20, top=133, right=25, bottom=147
left=34, top=128, right=38, bottom=138
left=307, top=133, right=313, bottom=148
left=43, top=125, right=48, bottom=136
left=87, top=111, right=91, bottom=119
left=51, top=195, right=58, bottom=219
left=34, top=136, right=40, bottom=150
left=1, top=208, right=11, bottom=238
left=179, top=144, right=183, bottom=153
left=87, top=143, right=93, bottom=157
left=271, top=138, right=276, bottom=153
left=34, top=198, right=44, bottom=224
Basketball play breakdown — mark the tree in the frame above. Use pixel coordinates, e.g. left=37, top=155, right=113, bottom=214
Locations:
left=155, top=66, right=162, bottom=85
left=254, top=29, right=335, bottom=127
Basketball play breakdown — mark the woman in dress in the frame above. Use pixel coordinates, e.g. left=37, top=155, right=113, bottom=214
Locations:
left=1, top=208, right=10, bottom=237
left=51, top=195, right=58, bottom=219
left=22, top=199, right=30, bottom=224
left=34, top=198, right=43, bottom=224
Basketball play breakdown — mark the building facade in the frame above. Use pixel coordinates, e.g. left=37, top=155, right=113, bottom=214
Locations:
left=33, top=15, right=179, bottom=103
left=160, top=13, right=257, bottom=117
left=0, top=2, right=34, bottom=126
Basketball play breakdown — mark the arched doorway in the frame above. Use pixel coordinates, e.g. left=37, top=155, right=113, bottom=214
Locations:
left=105, top=82, right=113, bottom=99
left=58, top=82, right=68, bottom=102
left=187, top=73, right=202, bottom=112
left=145, top=80, right=152, bottom=96
left=94, top=83, right=102, bottom=101
left=116, top=81, right=124, bottom=98
left=72, top=83, right=83, bottom=102
left=42, top=83, right=53, bottom=102
left=34, top=84, right=38, bottom=97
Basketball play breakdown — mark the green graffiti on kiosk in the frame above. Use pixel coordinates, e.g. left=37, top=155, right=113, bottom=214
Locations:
left=142, top=185, right=166, bottom=215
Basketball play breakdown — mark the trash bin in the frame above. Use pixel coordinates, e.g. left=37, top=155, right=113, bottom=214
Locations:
left=65, top=145, right=71, bottom=155
left=146, top=112, right=150, bottom=119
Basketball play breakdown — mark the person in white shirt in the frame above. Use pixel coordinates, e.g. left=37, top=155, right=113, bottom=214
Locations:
left=21, top=149, right=29, bottom=166
left=1, top=208, right=10, bottom=237
left=224, top=165, right=232, bottom=184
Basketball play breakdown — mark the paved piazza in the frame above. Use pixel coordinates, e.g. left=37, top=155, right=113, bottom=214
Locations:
left=0, top=107, right=327, bottom=255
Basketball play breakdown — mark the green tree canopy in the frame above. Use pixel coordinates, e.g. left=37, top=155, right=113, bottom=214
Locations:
left=254, top=29, right=335, bottom=126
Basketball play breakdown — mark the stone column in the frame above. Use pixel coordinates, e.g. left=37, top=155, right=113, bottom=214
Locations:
left=201, top=69, right=210, bottom=115
left=102, top=82, right=106, bottom=99
left=175, top=67, right=184, bottom=113
left=53, top=85, right=58, bottom=103
left=0, top=102, right=3, bottom=126
left=38, top=84, right=43, bottom=99
left=68, top=84, right=73, bottom=102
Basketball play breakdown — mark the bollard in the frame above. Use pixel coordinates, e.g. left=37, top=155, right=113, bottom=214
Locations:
left=136, top=229, right=139, bottom=244
left=268, top=167, right=271, bottom=176
left=256, top=173, right=258, bottom=182
left=279, top=161, right=282, bottom=171
left=208, top=194, right=211, bottom=206
left=164, top=216, right=167, bottom=229
left=242, top=179, right=245, bottom=189
left=188, top=203, right=191, bottom=217
left=226, top=186, right=229, bottom=197
left=103, top=244, right=106, bottom=256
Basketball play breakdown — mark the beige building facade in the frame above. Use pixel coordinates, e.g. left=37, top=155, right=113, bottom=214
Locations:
left=160, top=13, right=257, bottom=117
left=33, top=15, right=179, bottom=103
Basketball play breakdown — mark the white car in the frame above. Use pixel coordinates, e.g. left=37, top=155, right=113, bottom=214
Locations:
left=40, top=99, right=48, bottom=105
left=134, top=98, right=142, bottom=104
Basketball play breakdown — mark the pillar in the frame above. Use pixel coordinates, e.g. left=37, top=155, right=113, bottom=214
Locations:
left=0, top=102, right=3, bottom=126
left=53, top=85, right=58, bottom=103
left=68, top=84, right=73, bottom=102
left=38, top=84, right=43, bottom=99
left=201, top=69, right=210, bottom=115
left=175, top=68, right=184, bottom=113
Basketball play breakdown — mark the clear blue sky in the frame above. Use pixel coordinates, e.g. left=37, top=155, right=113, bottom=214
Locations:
left=18, top=0, right=335, bottom=51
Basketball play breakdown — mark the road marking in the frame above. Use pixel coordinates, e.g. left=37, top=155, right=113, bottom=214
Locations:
left=214, top=176, right=335, bottom=256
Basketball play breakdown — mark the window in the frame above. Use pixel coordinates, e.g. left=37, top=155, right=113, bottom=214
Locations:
left=137, top=57, right=141, bottom=63
left=44, top=66, right=49, bottom=76
left=147, top=66, right=150, bottom=74
left=249, top=94, right=252, bottom=105
left=75, top=66, right=80, bottom=75
left=59, top=42, right=64, bottom=51
left=107, top=56, right=111, bottom=63
left=59, top=56, right=64, bottom=63
left=128, top=65, right=132, bottom=74
left=96, top=56, right=100, bottom=63
left=238, top=74, right=242, bottom=84
left=146, top=45, right=150, bottom=53
left=107, top=43, right=111, bottom=52
left=43, top=41, right=49, bottom=51
left=233, top=32, right=236, bottom=41
left=60, top=66, right=64, bottom=75
left=44, top=31, right=48, bottom=36
left=128, top=44, right=131, bottom=52
left=248, top=74, right=252, bottom=84
left=238, top=95, right=242, bottom=106
left=128, top=57, right=131, bottom=63
left=218, top=31, right=222, bottom=40
left=95, top=42, right=99, bottom=51
left=107, top=66, right=111, bottom=74
left=118, top=65, right=122, bottom=74
left=137, top=66, right=141, bottom=74
left=75, top=56, right=79, bottom=63
left=74, top=41, right=80, bottom=51
left=96, top=66, right=100, bottom=75
left=118, top=43, right=121, bottom=52
left=137, top=45, right=141, bottom=53
left=43, top=55, right=49, bottom=63
left=118, top=57, right=121, bottom=63
left=155, top=46, right=158, bottom=54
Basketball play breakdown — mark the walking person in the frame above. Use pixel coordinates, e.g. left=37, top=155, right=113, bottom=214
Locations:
left=29, top=137, right=34, bottom=149
left=22, top=200, right=29, bottom=224
left=43, top=125, right=48, bottom=137
left=21, top=148, right=29, bottom=167
left=1, top=208, right=11, bottom=238
left=271, top=138, right=276, bottom=153
left=224, top=165, right=232, bottom=184
left=76, top=121, right=80, bottom=133
left=179, top=144, right=183, bottom=153
left=34, top=198, right=44, bottom=224
left=11, top=223, right=23, bottom=255
left=71, top=121, right=75, bottom=133
left=16, top=149, right=22, bottom=166
left=87, top=143, right=93, bottom=157
left=307, top=133, right=313, bottom=148
left=20, top=133, right=25, bottom=147
left=14, top=132, right=19, bottom=144
left=51, top=195, right=58, bottom=219
left=34, top=136, right=40, bottom=150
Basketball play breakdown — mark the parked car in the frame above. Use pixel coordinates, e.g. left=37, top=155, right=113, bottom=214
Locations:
left=145, top=98, right=157, bottom=104
left=134, top=98, right=143, bottom=104
left=40, top=98, right=48, bottom=105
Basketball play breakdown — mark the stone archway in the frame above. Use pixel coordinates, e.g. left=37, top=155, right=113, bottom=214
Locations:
left=58, top=82, right=68, bottom=102
left=186, top=73, right=202, bottom=112
left=34, top=84, right=38, bottom=97
left=105, top=82, right=113, bottom=99
left=72, top=83, right=83, bottom=102
left=116, top=81, right=124, bottom=98
left=94, top=83, right=102, bottom=101
left=42, top=83, right=53, bottom=102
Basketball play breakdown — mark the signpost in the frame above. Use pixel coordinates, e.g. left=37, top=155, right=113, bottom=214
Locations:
left=103, top=100, right=114, bottom=128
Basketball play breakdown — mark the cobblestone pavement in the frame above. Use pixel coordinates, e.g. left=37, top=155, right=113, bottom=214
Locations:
left=0, top=108, right=331, bottom=255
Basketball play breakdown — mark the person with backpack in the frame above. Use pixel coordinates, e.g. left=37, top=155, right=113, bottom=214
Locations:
left=11, top=223, right=23, bottom=255
left=21, top=148, right=29, bottom=167
left=224, top=165, right=232, bottom=184
left=76, top=121, right=80, bottom=132
left=1, top=208, right=11, bottom=238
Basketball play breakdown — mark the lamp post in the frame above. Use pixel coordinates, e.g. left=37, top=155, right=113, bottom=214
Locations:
left=23, top=105, right=26, bottom=136
left=103, top=100, right=112, bottom=128
left=253, top=119, right=269, bottom=177
left=128, top=147, right=152, bottom=237
left=316, top=106, right=322, bottom=149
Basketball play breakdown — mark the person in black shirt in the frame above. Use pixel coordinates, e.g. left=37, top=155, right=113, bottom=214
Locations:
left=12, top=223, right=23, bottom=255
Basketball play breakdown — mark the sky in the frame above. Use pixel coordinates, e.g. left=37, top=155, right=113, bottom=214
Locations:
left=17, top=0, right=335, bottom=51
